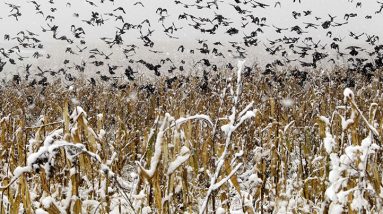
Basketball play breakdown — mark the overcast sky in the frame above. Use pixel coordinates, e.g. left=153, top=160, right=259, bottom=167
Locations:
left=0, top=0, right=380, bottom=40
left=0, top=0, right=382, bottom=80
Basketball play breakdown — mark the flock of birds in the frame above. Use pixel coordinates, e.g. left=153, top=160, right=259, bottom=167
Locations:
left=0, top=0, right=383, bottom=90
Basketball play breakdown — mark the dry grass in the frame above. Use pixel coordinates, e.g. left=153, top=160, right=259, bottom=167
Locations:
left=1, top=67, right=383, bottom=213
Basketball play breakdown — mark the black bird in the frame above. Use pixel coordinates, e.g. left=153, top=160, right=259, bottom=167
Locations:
left=137, top=59, right=161, bottom=76
left=349, top=31, right=364, bottom=40
left=113, top=7, right=126, bottom=14
left=251, top=1, right=269, bottom=8
left=291, top=25, right=307, bottom=34
left=133, top=1, right=145, bottom=7
left=125, top=66, right=137, bottom=80
left=272, top=25, right=288, bottom=33
left=89, top=78, right=96, bottom=86
left=226, top=27, right=239, bottom=35
left=303, top=10, right=312, bottom=16
left=303, top=22, right=319, bottom=29
left=230, top=4, right=250, bottom=14
left=346, top=46, right=364, bottom=56
left=0, top=61, right=6, bottom=72
left=292, top=11, right=301, bottom=19
left=85, top=0, right=97, bottom=7
left=177, top=45, right=185, bottom=52
left=356, top=2, right=362, bottom=7
left=321, top=14, right=336, bottom=29
left=377, top=1, right=383, bottom=14
left=108, top=64, right=121, bottom=75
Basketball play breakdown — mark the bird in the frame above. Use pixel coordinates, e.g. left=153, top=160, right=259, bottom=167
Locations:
left=133, top=1, right=145, bottom=7
left=113, top=7, right=126, bottom=14
left=272, top=25, right=288, bottom=33
left=274, top=1, right=281, bottom=7
left=85, top=0, right=98, bottom=7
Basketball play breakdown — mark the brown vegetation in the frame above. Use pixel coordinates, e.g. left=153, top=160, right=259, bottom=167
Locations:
left=1, top=68, right=383, bottom=213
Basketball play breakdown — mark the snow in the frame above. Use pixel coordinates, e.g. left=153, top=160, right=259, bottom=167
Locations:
left=323, top=132, right=335, bottom=154
left=326, top=128, right=381, bottom=212
left=221, top=109, right=256, bottom=136
left=99, top=129, right=106, bottom=138
left=35, top=209, right=49, bottom=214
left=221, top=123, right=234, bottom=136
left=2, top=71, right=383, bottom=213
left=142, top=206, right=152, bottom=214
left=235, top=110, right=256, bottom=129
left=319, top=116, right=330, bottom=126
left=70, top=106, right=87, bottom=121
left=248, top=173, right=262, bottom=186
left=236, top=60, right=246, bottom=85
left=132, top=190, right=146, bottom=200
left=329, top=204, right=344, bottom=214
left=319, top=115, right=335, bottom=154
left=41, top=196, right=54, bottom=208
left=343, top=88, right=354, bottom=102
left=71, top=97, right=80, bottom=105
left=212, top=163, right=243, bottom=191
left=139, top=113, right=169, bottom=178
left=40, top=196, right=66, bottom=213
left=12, top=165, right=32, bottom=179
left=311, top=156, right=323, bottom=164
left=361, top=135, right=372, bottom=148
left=339, top=107, right=356, bottom=131
left=283, top=120, right=295, bottom=134
left=216, top=207, right=226, bottom=214
left=351, top=190, right=369, bottom=211
left=101, top=164, right=115, bottom=177
left=281, top=98, right=294, bottom=108
left=200, top=60, right=252, bottom=214
left=174, top=114, right=213, bottom=128
left=167, top=146, right=190, bottom=175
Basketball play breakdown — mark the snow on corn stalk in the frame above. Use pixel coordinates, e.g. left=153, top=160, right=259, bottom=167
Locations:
left=138, top=113, right=214, bottom=178
left=136, top=112, right=214, bottom=213
left=2, top=68, right=383, bottom=213
left=0, top=105, right=135, bottom=213
left=200, top=60, right=258, bottom=213
left=325, top=88, right=382, bottom=213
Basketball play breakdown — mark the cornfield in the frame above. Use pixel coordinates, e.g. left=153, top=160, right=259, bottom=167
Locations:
left=1, top=64, right=383, bottom=213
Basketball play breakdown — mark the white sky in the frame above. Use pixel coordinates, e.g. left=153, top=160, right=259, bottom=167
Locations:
left=0, top=0, right=382, bottom=80
left=0, top=0, right=381, bottom=40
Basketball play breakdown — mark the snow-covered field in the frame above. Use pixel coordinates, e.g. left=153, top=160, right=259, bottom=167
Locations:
left=1, top=0, right=383, bottom=213
left=1, top=62, right=383, bottom=213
